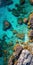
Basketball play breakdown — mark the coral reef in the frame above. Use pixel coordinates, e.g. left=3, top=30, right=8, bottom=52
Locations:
left=23, top=18, right=28, bottom=24
left=3, top=20, right=11, bottom=31
left=17, top=17, right=23, bottom=25
left=8, top=3, right=27, bottom=17
left=12, top=30, right=18, bottom=34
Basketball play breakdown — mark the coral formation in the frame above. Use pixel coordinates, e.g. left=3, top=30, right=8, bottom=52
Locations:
left=8, top=3, right=27, bottom=17
left=3, top=20, right=11, bottom=31
left=28, top=12, right=33, bottom=29
left=11, top=9, right=20, bottom=17
left=23, top=18, right=28, bottom=24
left=28, top=30, right=33, bottom=42
left=16, top=33, right=24, bottom=39
left=20, top=0, right=25, bottom=5
left=17, top=17, right=23, bottom=25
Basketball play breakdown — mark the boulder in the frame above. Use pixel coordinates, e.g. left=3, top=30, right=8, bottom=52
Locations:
left=16, top=50, right=33, bottom=65
left=13, top=44, right=23, bottom=58
left=28, top=30, right=33, bottom=42
left=23, top=18, right=28, bottom=24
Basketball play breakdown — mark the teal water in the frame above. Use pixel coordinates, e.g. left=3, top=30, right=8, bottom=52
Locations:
left=0, top=0, right=33, bottom=65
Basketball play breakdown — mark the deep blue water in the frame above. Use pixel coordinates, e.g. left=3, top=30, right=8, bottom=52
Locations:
left=0, top=0, right=33, bottom=65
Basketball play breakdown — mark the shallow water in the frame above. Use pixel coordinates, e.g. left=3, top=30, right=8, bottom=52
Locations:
left=0, top=0, right=33, bottom=65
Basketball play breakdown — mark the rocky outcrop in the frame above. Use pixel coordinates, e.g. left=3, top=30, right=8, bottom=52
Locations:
left=30, top=0, right=33, bottom=5
left=16, top=50, right=33, bottom=65
left=8, top=49, right=33, bottom=65
left=8, top=44, right=23, bottom=65
left=28, top=13, right=33, bottom=29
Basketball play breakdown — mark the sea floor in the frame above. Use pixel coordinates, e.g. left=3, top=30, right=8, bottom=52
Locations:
left=0, top=0, right=33, bottom=65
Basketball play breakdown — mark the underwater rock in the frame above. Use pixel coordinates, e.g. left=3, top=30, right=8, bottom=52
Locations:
left=11, top=9, right=20, bottom=17
left=17, top=17, right=23, bottom=25
left=23, top=18, right=28, bottom=24
left=30, top=0, right=33, bottom=5
left=16, top=33, right=24, bottom=39
left=16, top=49, right=33, bottom=65
left=0, top=45, right=3, bottom=57
left=16, top=5, right=25, bottom=14
left=28, top=30, right=33, bottom=42
left=8, top=42, right=14, bottom=47
left=3, top=20, right=11, bottom=31
left=12, top=30, right=18, bottom=34
left=0, top=0, right=13, bottom=7
left=20, top=0, right=25, bottom=5
left=15, top=4, right=19, bottom=7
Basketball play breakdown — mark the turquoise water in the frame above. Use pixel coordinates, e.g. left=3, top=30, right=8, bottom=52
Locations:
left=0, top=0, right=33, bottom=65
left=0, top=0, right=32, bottom=41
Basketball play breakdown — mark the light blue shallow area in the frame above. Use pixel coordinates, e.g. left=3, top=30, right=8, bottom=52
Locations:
left=0, top=0, right=33, bottom=42
left=0, top=0, right=33, bottom=65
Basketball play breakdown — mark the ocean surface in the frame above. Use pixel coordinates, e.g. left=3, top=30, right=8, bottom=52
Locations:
left=0, top=0, right=33, bottom=65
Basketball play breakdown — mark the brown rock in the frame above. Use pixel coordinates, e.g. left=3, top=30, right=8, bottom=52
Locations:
left=28, top=12, right=33, bottom=29
left=13, top=44, right=23, bottom=57
left=30, top=0, right=33, bottom=5
left=16, top=33, right=24, bottom=39
left=23, top=18, right=28, bottom=24
left=8, top=55, right=15, bottom=65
